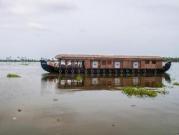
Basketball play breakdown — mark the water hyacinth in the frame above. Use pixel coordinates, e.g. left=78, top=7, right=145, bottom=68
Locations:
left=173, top=82, right=179, bottom=86
left=20, top=63, right=29, bottom=66
left=7, top=73, right=21, bottom=78
left=121, top=87, right=158, bottom=97
left=75, top=75, right=83, bottom=81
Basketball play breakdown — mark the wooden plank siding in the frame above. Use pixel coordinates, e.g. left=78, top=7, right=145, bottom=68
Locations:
left=141, top=60, right=163, bottom=69
left=83, top=59, right=162, bottom=69
left=122, top=60, right=132, bottom=69
left=55, top=54, right=163, bottom=69
left=84, top=59, right=91, bottom=69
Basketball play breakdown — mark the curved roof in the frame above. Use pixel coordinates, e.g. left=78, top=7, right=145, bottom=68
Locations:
left=55, top=54, right=163, bottom=60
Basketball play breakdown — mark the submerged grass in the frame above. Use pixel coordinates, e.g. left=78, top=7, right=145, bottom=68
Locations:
left=20, top=63, right=29, bottom=66
left=75, top=75, right=83, bottom=81
left=173, top=82, right=179, bottom=86
left=153, top=82, right=165, bottom=88
left=7, top=73, right=21, bottom=78
left=121, top=87, right=158, bottom=97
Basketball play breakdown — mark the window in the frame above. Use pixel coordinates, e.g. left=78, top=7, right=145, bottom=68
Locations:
left=107, top=60, right=112, bottom=65
left=152, top=61, right=156, bottom=64
left=102, top=60, right=106, bottom=65
left=133, top=62, right=139, bottom=69
left=92, top=61, right=98, bottom=68
left=145, top=60, right=150, bottom=64
left=114, top=62, right=121, bottom=68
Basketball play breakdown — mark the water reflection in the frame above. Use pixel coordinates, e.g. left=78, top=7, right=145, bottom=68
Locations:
left=41, top=73, right=171, bottom=90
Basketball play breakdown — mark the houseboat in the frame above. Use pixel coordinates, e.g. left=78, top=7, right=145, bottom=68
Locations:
left=40, top=54, right=171, bottom=74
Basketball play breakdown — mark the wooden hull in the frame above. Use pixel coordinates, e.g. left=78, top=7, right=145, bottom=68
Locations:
left=40, top=60, right=171, bottom=74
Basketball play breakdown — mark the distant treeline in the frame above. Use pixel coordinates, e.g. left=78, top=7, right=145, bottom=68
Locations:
left=0, top=59, right=40, bottom=62
left=0, top=56, right=40, bottom=62
left=163, top=57, right=179, bottom=62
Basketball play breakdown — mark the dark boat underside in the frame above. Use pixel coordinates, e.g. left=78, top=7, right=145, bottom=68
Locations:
left=40, top=60, right=171, bottom=74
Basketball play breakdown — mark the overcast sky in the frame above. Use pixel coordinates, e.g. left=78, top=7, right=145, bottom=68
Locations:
left=0, top=0, right=179, bottom=59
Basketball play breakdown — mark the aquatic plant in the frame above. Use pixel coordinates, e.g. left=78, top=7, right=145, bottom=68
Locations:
left=75, top=75, right=83, bottom=81
left=20, top=63, right=29, bottom=66
left=121, top=87, right=158, bottom=97
left=121, top=87, right=168, bottom=97
left=153, top=82, right=164, bottom=88
left=7, top=73, right=21, bottom=78
left=173, top=82, right=179, bottom=86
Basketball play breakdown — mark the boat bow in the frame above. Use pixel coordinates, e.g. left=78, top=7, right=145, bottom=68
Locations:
left=163, top=61, right=171, bottom=72
left=40, top=59, right=59, bottom=73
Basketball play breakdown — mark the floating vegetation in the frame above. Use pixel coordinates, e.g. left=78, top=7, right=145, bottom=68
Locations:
left=153, top=82, right=165, bottom=88
left=7, top=73, right=21, bottom=78
left=75, top=75, right=83, bottom=81
left=20, top=63, right=29, bottom=66
left=121, top=87, right=167, bottom=97
left=173, top=82, right=179, bottom=86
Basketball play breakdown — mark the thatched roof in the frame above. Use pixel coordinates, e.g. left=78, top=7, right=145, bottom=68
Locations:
left=55, top=54, right=162, bottom=60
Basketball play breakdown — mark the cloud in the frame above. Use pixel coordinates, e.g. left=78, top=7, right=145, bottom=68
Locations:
left=1, top=0, right=76, bottom=16
left=27, top=22, right=47, bottom=31
left=0, top=0, right=178, bottom=57
left=0, top=0, right=76, bottom=31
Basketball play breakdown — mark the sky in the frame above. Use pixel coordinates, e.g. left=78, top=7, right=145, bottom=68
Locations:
left=0, top=0, right=179, bottom=59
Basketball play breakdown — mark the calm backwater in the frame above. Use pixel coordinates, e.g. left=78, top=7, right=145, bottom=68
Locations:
left=0, top=63, right=179, bottom=135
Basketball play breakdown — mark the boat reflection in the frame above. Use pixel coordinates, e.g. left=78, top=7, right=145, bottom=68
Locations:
left=41, top=73, right=171, bottom=90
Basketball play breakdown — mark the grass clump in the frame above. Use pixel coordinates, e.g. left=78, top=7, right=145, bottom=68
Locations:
left=153, top=82, right=164, bottom=88
left=173, top=82, right=179, bottom=86
left=75, top=75, right=83, bottom=81
left=20, top=63, right=29, bottom=66
left=7, top=73, right=21, bottom=78
left=121, top=87, right=158, bottom=97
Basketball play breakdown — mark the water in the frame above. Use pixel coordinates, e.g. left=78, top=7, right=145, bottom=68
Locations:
left=0, top=62, right=179, bottom=135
